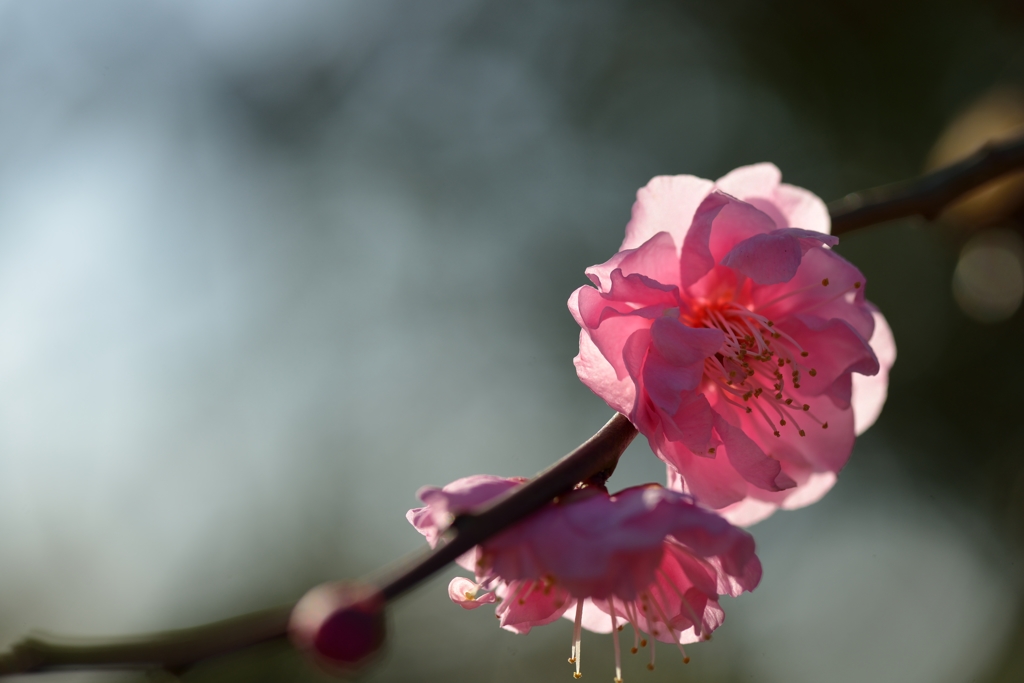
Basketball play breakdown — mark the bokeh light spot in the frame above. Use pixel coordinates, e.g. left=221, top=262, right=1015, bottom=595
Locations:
left=952, top=228, right=1024, bottom=323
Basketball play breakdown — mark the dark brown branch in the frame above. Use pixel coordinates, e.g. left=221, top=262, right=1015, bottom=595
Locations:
left=6, top=135, right=1024, bottom=677
left=829, top=133, right=1024, bottom=235
left=0, top=605, right=293, bottom=675
left=0, top=414, right=638, bottom=676
left=377, top=412, right=637, bottom=601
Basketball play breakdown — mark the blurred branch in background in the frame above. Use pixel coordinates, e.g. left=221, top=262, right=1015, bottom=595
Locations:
left=3, top=141, right=1024, bottom=678
left=829, top=133, right=1024, bottom=235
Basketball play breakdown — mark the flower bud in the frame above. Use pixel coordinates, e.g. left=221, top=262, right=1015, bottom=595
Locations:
left=290, top=581, right=386, bottom=673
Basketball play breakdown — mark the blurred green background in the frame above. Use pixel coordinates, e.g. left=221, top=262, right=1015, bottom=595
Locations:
left=1, top=1, right=1023, bottom=682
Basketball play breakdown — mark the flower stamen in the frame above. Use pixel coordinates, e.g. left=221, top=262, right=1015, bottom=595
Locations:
left=571, top=600, right=584, bottom=678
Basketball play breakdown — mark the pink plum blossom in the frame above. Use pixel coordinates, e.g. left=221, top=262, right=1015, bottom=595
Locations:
left=569, top=164, right=896, bottom=525
left=408, top=475, right=761, bottom=680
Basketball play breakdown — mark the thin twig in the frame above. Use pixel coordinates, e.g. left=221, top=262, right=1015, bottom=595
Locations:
left=5, top=135, right=1024, bottom=677
left=829, top=133, right=1024, bottom=234
left=0, top=414, right=638, bottom=676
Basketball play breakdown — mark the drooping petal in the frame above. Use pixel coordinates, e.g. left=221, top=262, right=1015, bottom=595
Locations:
left=448, top=578, right=497, bottom=610
left=571, top=598, right=615, bottom=634
left=622, top=175, right=715, bottom=251
left=851, top=307, right=896, bottom=435
left=496, top=580, right=573, bottom=634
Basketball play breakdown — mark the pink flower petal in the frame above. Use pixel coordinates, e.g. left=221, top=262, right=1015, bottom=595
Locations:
left=655, top=392, right=715, bottom=455
left=496, top=580, right=573, bottom=634
left=751, top=247, right=873, bottom=340
left=779, top=470, right=838, bottom=510
left=713, top=412, right=796, bottom=492
left=715, top=163, right=830, bottom=235
left=773, top=182, right=831, bottom=234
left=715, top=163, right=782, bottom=199
left=681, top=192, right=779, bottom=287
left=720, top=228, right=839, bottom=285
left=642, top=318, right=723, bottom=413
left=851, top=307, right=896, bottom=435
left=573, top=329, right=636, bottom=415
left=622, top=175, right=715, bottom=251
left=661, top=438, right=748, bottom=508
left=787, top=316, right=879, bottom=397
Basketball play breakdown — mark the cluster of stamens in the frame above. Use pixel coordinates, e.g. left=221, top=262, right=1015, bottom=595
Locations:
left=563, top=569, right=710, bottom=681
left=683, top=278, right=861, bottom=446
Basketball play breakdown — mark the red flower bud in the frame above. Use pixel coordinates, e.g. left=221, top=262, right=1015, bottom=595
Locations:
left=290, top=582, right=386, bottom=673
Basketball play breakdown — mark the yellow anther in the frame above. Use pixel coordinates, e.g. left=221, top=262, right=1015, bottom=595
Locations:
left=568, top=657, right=576, bottom=664
left=574, top=672, right=582, bottom=679
left=464, top=592, right=476, bottom=601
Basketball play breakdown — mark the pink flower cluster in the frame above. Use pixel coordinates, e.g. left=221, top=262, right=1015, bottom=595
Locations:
left=405, top=165, right=893, bottom=680
left=409, top=476, right=761, bottom=680
left=571, top=164, right=895, bottom=524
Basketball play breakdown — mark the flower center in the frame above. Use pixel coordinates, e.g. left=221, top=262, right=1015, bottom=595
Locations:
left=684, top=299, right=828, bottom=439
